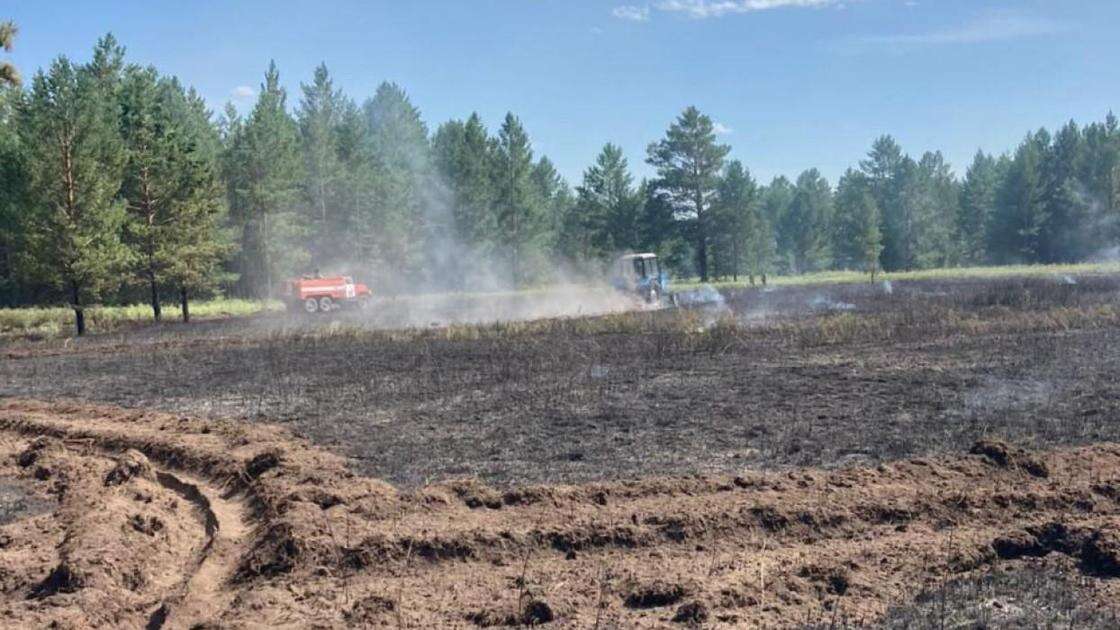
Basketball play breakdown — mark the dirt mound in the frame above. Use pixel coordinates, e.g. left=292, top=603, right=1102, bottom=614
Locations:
left=104, top=449, right=154, bottom=486
left=970, top=439, right=1050, bottom=478
left=995, top=522, right=1120, bottom=577
left=1, top=398, right=1120, bottom=627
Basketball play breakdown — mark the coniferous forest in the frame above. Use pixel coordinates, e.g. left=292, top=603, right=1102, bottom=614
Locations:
left=2, top=32, right=1119, bottom=332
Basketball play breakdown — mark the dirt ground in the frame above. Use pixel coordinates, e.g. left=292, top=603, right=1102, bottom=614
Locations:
left=1, top=398, right=1119, bottom=628
left=2, top=274, right=1120, bottom=627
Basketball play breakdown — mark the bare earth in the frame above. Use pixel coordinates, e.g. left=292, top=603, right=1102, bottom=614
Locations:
left=0, top=398, right=1118, bottom=628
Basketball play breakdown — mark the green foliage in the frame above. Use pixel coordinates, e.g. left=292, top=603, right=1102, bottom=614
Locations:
left=781, top=169, right=832, bottom=273
left=162, top=84, right=232, bottom=319
left=531, top=156, right=572, bottom=257
left=647, top=106, right=731, bottom=282
left=0, top=85, right=28, bottom=304
left=832, top=169, right=882, bottom=277
left=225, top=61, right=305, bottom=297
left=19, top=53, right=129, bottom=334
left=957, top=151, right=1000, bottom=265
left=911, top=151, right=959, bottom=268
left=493, top=112, right=545, bottom=285
left=710, top=160, right=760, bottom=280
left=432, top=113, right=499, bottom=257
left=1, top=20, right=19, bottom=87
left=360, top=82, right=430, bottom=288
left=117, top=67, right=227, bottom=320
left=990, top=131, right=1049, bottom=263
left=565, top=143, right=637, bottom=261
left=296, top=63, right=347, bottom=269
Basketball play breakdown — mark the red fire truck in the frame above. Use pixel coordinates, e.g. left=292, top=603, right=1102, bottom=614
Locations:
left=282, top=275, right=373, bottom=314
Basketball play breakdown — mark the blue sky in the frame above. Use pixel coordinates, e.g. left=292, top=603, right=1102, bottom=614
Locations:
left=5, top=1, right=1118, bottom=185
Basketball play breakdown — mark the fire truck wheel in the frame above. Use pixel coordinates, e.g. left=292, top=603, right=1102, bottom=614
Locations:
left=318, top=296, right=333, bottom=312
left=303, top=298, right=318, bottom=314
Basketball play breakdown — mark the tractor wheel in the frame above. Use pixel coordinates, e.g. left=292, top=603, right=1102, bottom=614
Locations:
left=303, top=298, right=318, bottom=314
left=318, top=296, right=333, bottom=313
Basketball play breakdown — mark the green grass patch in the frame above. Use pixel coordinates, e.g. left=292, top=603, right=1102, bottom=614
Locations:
left=672, top=262, right=1120, bottom=291
left=0, top=298, right=281, bottom=338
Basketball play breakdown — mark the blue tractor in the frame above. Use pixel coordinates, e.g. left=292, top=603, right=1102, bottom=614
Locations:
left=610, top=253, right=669, bottom=304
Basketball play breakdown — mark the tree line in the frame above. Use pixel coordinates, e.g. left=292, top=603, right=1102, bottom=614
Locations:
left=1, top=31, right=1118, bottom=334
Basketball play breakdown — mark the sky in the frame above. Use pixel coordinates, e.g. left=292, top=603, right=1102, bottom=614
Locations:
left=4, top=1, right=1118, bottom=185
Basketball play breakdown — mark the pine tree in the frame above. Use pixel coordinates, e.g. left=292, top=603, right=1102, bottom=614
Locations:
left=832, top=169, right=882, bottom=278
left=162, top=83, right=231, bottom=322
left=493, top=112, right=542, bottom=285
left=432, top=113, right=498, bottom=258
left=760, top=177, right=795, bottom=274
left=743, top=205, right=776, bottom=285
left=859, top=136, right=907, bottom=270
left=711, top=160, right=758, bottom=281
left=361, top=82, right=430, bottom=288
left=226, top=61, right=304, bottom=297
left=781, top=169, right=832, bottom=273
left=636, top=180, right=685, bottom=269
left=990, top=131, right=1049, bottom=263
left=118, top=65, right=182, bottom=320
left=646, top=106, right=730, bottom=282
left=912, top=151, right=959, bottom=268
left=296, top=63, right=346, bottom=268
left=332, top=98, right=374, bottom=273
left=957, top=151, right=999, bottom=265
left=1081, top=114, right=1120, bottom=255
left=19, top=56, right=128, bottom=335
left=0, top=84, right=27, bottom=305
left=1, top=20, right=19, bottom=87
left=531, top=156, right=573, bottom=266
left=1040, top=121, right=1089, bottom=262
left=86, top=34, right=125, bottom=96
left=570, top=143, right=635, bottom=260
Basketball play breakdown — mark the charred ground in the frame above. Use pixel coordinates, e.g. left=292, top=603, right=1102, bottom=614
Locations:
left=3, top=274, right=1120, bottom=488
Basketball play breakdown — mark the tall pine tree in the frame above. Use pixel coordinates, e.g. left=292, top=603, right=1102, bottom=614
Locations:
left=711, top=160, right=758, bottom=281
left=957, top=151, right=1000, bottom=265
left=20, top=55, right=129, bottom=334
left=361, top=82, right=430, bottom=287
left=832, top=169, right=882, bottom=277
left=646, top=106, right=729, bottom=281
left=493, top=112, right=543, bottom=286
left=225, top=61, right=304, bottom=297
left=781, top=169, right=832, bottom=273
left=296, top=63, right=346, bottom=269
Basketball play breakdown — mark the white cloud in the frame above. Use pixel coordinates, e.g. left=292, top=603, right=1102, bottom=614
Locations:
left=713, top=122, right=733, bottom=135
left=656, top=0, right=840, bottom=19
left=230, top=85, right=255, bottom=100
left=862, top=11, right=1065, bottom=46
left=612, top=5, right=651, bottom=21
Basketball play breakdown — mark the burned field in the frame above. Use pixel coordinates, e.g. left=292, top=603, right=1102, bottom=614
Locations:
left=3, top=274, right=1120, bottom=488
left=3, top=274, right=1120, bottom=627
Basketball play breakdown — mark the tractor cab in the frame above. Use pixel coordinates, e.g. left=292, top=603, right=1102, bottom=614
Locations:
left=610, top=253, right=668, bottom=304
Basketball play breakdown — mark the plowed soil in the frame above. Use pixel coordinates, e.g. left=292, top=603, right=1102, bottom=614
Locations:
left=1, top=399, right=1119, bottom=628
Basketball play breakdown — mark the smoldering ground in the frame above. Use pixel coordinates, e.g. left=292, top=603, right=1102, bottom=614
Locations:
left=6, top=273, right=1120, bottom=488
